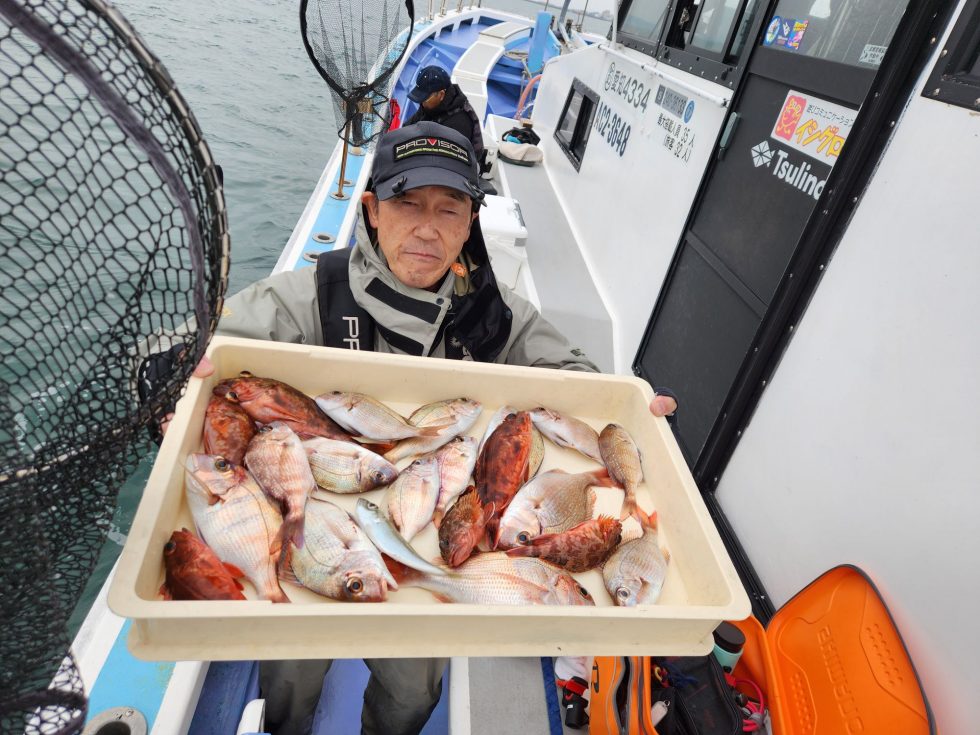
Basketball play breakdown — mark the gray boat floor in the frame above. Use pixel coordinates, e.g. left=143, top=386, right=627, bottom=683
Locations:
left=312, top=658, right=580, bottom=734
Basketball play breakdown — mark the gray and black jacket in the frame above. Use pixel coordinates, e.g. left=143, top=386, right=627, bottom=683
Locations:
left=216, top=217, right=598, bottom=372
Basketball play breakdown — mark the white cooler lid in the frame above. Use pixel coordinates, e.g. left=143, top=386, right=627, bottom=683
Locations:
left=479, top=194, right=527, bottom=241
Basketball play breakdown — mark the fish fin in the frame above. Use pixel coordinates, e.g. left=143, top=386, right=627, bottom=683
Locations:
left=432, top=509, right=444, bottom=529
left=504, top=545, right=534, bottom=558
left=159, top=583, right=172, bottom=600
left=382, top=554, right=422, bottom=585
left=223, top=562, right=246, bottom=580
left=589, top=468, right=620, bottom=488
left=661, top=546, right=671, bottom=563
left=310, top=487, right=337, bottom=502
left=640, top=509, right=658, bottom=531
left=416, top=420, right=455, bottom=437
left=277, top=544, right=300, bottom=585
left=361, top=441, right=397, bottom=455
left=382, top=564, right=399, bottom=591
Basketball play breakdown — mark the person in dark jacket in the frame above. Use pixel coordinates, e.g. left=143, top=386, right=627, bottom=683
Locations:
left=405, top=66, right=485, bottom=164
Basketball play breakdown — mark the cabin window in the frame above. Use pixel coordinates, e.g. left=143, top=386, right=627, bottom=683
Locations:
left=922, top=0, right=980, bottom=111
left=554, top=80, right=598, bottom=171
left=761, top=0, right=905, bottom=68
left=659, top=0, right=767, bottom=87
left=618, top=0, right=672, bottom=55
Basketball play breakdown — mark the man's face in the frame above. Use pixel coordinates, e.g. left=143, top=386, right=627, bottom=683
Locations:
left=362, top=185, right=478, bottom=290
left=421, top=88, right=446, bottom=110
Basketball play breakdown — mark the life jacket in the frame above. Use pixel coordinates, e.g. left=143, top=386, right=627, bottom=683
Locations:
left=410, top=85, right=485, bottom=161
left=314, top=227, right=512, bottom=362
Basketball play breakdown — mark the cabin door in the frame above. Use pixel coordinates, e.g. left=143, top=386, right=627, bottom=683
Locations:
left=634, top=0, right=911, bottom=480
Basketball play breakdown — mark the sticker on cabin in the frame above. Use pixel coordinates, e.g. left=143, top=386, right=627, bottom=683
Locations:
left=763, top=16, right=807, bottom=50
left=655, top=85, right=688, bottom=120
left=770, top=89, right=857, bottom=164
left=656, top=112, right=695, bottom=164
left=859, top=44, right=888, bottom=66
left=750, top=139, right=827, bottom=201
left=764, top=17, right=781, bottom=45
left=593, top=100, right=633, bottom=157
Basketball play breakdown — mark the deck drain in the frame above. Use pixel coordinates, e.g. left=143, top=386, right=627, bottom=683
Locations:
left=303, top=251, right=322, bottom=262
left=83, top=707, right=147, bottom=735
left=329, top=191, right=350, bottom=201
left=313, top=232, right=335, bottom=244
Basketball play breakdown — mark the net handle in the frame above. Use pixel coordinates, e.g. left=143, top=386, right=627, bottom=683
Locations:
left=298, top=0, right=416, bottom=104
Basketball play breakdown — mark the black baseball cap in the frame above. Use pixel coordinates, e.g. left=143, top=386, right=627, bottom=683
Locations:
left=408, top=65, right=451, bottom=103
left=370, top=121, right=483, bottom=203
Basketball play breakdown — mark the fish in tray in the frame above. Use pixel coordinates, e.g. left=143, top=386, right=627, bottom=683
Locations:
left=495, top=469, right=618, bottom=550
left=203, top=394, right=256, bottom=466
left=315, top=391, right=451, bottom=443
left=598, top=423, right=644, bottom=521
left=215, top=372, right=350, bottom=442
left=385, top=552, right=596, bottom=606
left=432, top=436, right=479, bottom=528
left=245, top=422, right=316, bottom=549
left=529, top=406, right=603, bottom=464
left=475, top=411, right=533, bottom=543
left=438, top=486, right=493, bottom=568
left=505, top=516, right=623, bottom=573
left=280, top=498, right=396, bottom=602
left=184, top=454, right=289, bottom=602
left=384, top=397, right=483, bottom=464
left=303, top=437, right=399, bottom=495
left=602, top=510, right=669, bottom=606
left=353, top=498, right=446, bottom=576
left=479, top=406, right=545, bottom=476
left=387, top=454, right=441, bottom=541
left=160, top=528, right=247, bottom=601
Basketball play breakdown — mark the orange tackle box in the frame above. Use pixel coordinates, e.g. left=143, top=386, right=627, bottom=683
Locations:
left=591, top=565, right=935, bottom=734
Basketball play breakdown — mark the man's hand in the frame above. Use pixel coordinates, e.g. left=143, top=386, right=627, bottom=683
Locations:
left=649, top=394, right=678, bottom=418
left=160, top=356, right=215, bottom=436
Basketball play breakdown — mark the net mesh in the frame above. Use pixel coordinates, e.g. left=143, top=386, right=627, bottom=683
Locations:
left=301, top=0, right=414, bottom=145
left=0, top=0, right=228, bottom=731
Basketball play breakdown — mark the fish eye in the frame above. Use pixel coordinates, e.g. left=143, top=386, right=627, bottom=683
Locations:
left=239, top=371, right=253, bottom=378
left=365, top=500, right=378, bottom=510
left=578, top=585, right=591, bottom=598
left=214, top=457, right=230, bottom=471
left=164, top=540, right=177, bottom=554
left=258, top=425, right=272, bottom=433
left=345, top=577, right=364, bottom=594
left=331, top=390, right=342, bottom=396
left=372, top=471, right=386, bottom=484
left=616, top=587, right=631, bottom=600
left=226, top=390, right=240, bottom=402
left=439, top=537, right=449, bottom=550
left=517, top=531, right=531, bottom=544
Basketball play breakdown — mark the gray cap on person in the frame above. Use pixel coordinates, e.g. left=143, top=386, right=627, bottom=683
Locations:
left=370, top=121, right=483, bottom=202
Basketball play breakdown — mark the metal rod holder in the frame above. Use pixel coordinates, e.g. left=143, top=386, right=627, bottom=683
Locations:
left=439, top=0, right=447, bottom=16
left=456, top=0, right=463, bottom=12
left=335, top=120, right=351, bottom=200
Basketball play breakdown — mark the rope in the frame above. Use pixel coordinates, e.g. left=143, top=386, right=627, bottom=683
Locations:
left=539, top=657, right=564, bottom=735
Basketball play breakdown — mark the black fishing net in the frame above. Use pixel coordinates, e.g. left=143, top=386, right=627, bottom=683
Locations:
left=301, top=0, right=415, bottom=146
left=0, top=0, right=228, bottom=732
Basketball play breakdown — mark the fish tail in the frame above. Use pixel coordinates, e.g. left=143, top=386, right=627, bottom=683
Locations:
left=619, top=490, right=637, bottom=521
left=267, top=583, right=291, bottom=603
left=282, top=510, right=306, bottom=549
left=504, top=545, right=534, bottom=558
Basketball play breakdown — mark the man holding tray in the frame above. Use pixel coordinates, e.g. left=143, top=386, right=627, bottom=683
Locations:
left=175, top=121, right=676, bottom=735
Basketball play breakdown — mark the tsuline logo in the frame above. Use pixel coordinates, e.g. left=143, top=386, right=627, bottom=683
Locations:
left=751, top=141, right=774, bottom=167
left=393, top=136, right=470, bottom=165
left=751, top=139, right=826, bottom=200
left=343, top=315, right=361, bottom=349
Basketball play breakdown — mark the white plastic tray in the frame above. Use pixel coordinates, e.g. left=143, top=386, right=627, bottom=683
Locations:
left=109, top=336, right=749, bottom=660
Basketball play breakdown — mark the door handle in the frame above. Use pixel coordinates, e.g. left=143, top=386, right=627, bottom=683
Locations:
left=717, top=112, right=741, bottom=161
